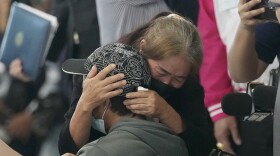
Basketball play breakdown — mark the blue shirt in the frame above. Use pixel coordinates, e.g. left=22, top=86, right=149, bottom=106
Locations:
left=255, top=23, right=280, bottom=64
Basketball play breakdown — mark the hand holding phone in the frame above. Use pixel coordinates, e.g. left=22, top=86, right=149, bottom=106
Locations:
left=249, top=0, right=280, bottom=22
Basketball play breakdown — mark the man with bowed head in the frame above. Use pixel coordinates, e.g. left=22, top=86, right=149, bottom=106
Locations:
left=59, top=12, right=216, bottom=156
left=61, top=43, right=189, bottom=156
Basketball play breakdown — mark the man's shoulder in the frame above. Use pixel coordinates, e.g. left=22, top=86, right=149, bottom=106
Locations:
left=79, top=119, right=188, bottom=156
left=108, top=118, right=188, bottom=156
left=77, top=141, right=108, bottom=156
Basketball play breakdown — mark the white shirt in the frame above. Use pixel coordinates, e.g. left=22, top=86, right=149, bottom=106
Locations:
left=96, top=0, right=169, bottom=45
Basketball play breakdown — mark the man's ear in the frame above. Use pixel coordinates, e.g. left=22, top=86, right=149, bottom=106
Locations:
left=139, top=39, right=146, bottom=53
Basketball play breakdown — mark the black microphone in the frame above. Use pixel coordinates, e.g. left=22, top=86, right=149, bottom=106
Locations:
left=240, top=85, right=276, bottom=122
left=221, top=93, right=252, bottom=116
left=222, top=87, right=274, bottom=156
left=252, top=85, right=277, bottom=111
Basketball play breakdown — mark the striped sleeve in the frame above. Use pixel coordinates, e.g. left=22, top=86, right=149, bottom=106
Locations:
left=207, top=103, right=229, bottom=122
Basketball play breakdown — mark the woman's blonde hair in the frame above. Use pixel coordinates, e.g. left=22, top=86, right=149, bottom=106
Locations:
left=119, top=12, right=203, bottom=75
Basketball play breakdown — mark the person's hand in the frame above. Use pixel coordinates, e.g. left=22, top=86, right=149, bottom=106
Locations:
left=238, top=0, right=267, bottom=30
left=77, top=64, right=126, bottom=113
left=277, top=10, right=280, bottom=23
left=6, top=112, right=33, bottom=143
left=124, top=90, right=169, bottom=118
left=275, top=1, right=280, bottom=23
left=62, top=153, right=75, bottom=156
left=9, top=58, right=31, bottom=82
left=214, top=116, right=242, bottom=154
left=0, top=0, right=10, bottom=33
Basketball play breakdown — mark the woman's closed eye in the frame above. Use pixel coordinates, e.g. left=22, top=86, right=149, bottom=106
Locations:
left=156, top=69, right=169, bottom=77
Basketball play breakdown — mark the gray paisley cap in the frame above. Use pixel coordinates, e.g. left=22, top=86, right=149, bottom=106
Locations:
left=62, top=43, right=151, bottom=96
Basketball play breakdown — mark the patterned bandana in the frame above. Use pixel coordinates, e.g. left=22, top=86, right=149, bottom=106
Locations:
left=63, top=43, right=151, bottom=96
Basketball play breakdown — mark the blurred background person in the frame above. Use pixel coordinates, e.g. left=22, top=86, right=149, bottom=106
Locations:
left=46, top=0, right=101, bottom=100
left=95, top=0, right=169, bottom=46
left=229, top=0, right=280, bottom=83
left=39, top=1, right=101, bottom=155
left=39, top=0, right=101, bottom=155
left=198, top=0, right=241, bottom=154
left=214, top=0, right=278, bottom=87
left=198, top=0, right=280, bottom=154
left=0, top=58, right=45, bottom=156
left=0, top=0, right=70, bottom=155
left=164, top=0, right=199, bottom=25
left=224, top=0, right=280, bottom=155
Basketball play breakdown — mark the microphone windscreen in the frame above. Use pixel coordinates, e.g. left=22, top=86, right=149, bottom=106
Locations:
left=222, top=93, right=252, bottom=116
left=252, top=85, right=277, bottom=111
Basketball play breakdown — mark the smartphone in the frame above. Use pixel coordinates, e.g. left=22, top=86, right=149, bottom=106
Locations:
left=250, top=0, right=280, bottom=22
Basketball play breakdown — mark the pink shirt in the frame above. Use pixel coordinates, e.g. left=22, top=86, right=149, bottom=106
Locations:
left=198, top=0, right=233, bottom=122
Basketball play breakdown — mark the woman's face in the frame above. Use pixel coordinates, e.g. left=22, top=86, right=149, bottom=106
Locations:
left=147, top=54, right=191, bottom=89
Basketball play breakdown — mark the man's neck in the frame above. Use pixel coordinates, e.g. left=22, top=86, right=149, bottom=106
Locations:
left=105, top=112, right=145, bottom=131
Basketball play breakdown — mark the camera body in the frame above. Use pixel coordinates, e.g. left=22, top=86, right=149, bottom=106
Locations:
left=250, top=0, right=279, bottom=22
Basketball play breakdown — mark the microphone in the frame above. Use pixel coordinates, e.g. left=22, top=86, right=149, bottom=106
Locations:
left=221, top=93, right=252, bottom=116
left=242, top=85, right=276, bottom=122
left=252, top=85, right=277, bottom=111
left=222, top=86, right=274, bottom=155
left=222, top=85, right=276, bottom=122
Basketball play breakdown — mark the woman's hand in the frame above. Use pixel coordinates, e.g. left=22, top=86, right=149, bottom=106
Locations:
left=124, top=90, right=184, bottom=133
left=77, top=64, right=127, bottom=113
left=9, top=58, right=31, bottom=82
left=273, top=0, right=280, bottom=23
left=124, top=90, right=168, bottom=118
left=238, top=0, right=266, bottom=30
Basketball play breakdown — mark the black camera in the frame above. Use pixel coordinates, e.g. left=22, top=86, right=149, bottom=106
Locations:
left=251, top=0, right=280, bottom=22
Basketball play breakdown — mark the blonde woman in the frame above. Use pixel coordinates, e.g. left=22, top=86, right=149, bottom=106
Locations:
left=59, top=12, right=216, bottom=156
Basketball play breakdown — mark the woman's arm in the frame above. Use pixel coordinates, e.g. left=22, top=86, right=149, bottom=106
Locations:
left=124, top=90, right=185, bottom=134
left=178, top=77, right=216, bottom=156
left=158, top=102, right=185, bottom=134
left=58, top=75, right=85, bottom=154
left=124, top=76, right=216, bottom=155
